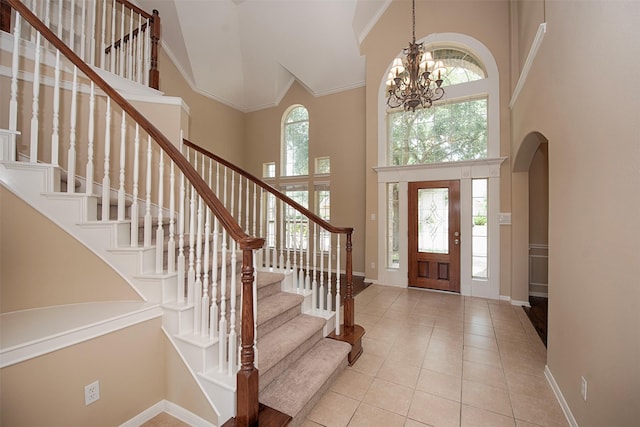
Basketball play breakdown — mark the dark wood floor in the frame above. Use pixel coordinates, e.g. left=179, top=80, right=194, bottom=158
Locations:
left=523, top=296, right=548, bottom=346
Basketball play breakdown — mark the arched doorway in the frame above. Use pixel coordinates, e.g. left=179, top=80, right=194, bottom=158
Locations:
left=513, top=131, right=549, bottom=344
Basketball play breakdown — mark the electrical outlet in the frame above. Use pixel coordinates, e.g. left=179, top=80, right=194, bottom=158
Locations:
left=85, top=380, right=100, bottom=406
left=580, top=376, right=587, bottom=401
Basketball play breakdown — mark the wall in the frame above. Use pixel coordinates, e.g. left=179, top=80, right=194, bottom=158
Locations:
left=0, top=186, right=140, bottom=313
left=244, top=81, right=367, bottom=274
left=361, top=0, right=511, bottom=285
left=511, top=1, right=640, bottom=424
left=1, top=318, right=165, bottom=426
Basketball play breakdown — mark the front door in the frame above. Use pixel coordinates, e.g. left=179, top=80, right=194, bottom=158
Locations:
left=408, top=180, right=461, bottom=292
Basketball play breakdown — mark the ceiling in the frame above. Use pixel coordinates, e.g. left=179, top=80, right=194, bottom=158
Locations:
left=136, top=0, right=392, bottom=112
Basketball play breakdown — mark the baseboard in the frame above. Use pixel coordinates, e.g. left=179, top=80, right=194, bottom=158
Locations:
left=529, top=291, right=548, bottom=298
left=545, top=365, right=579, bottom=427
left=119, top=400, right=216, bottom=427
left=510, top=299, right=531, bottom=308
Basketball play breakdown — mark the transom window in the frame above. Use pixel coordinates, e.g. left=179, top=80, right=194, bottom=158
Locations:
left=282, top=105, right=309, bottom=176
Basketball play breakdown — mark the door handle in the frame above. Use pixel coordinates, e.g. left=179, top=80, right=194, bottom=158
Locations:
left=454, top=239, right=460, bottom=245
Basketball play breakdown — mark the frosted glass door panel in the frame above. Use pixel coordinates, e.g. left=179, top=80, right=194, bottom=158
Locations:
left=418, top=188, right=449, bottom=254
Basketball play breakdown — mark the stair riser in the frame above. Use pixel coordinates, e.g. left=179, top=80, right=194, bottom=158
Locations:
left=257, top=304, right=302, bottom=339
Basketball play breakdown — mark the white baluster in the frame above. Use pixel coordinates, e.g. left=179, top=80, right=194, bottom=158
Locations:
left=201, top=162, right=212, bottom=337
left=259, top=187, right=265, bottom=269
left=193, top=190, right=203, bottom=333
left=279, top=200, right=285, bottom=270
left=228, top=242, right=237, bottom=376
left=144, top=136, right=152, bottom=245
left=136, top=14, right=142, bottom=84
left=86, top=82, right=95, bottom=195
left=252, top=183, right=257, bottom=236
left=218, top=228, right=228, bottom=373
left=90, top=0, right=97, bottom=65
left=127, top=8, right=133, bottom=79
left=109, top=0, right=116, bottom=72
left=119, top=2, right=125, bottom=77
left=177, top=141, right=186, bottom=304
left=285, top=203, right=291, bottom=271
left=230, top=170, right=235, bottom=219
left=237, top=175, right=242, bottom=226
left=335, top=234, right=341, bottom=335
left=210, top=163, right=220, bottom=339
left=100, top=0, right=106, bottom=68
left=253, top=250, right=259, bottom=365
left=66, top=65, right=78, bottom=191
left=117, top=111, right=126, bottom=218
left=144, top=16, right=151, bottom=86
left=312, top=223, right=318, bottom=311
left=327, top=233, right=333, bottom=313
left=305, top=217, right=311, bottom=291
left=101, top=98, right=112, bottom=221
left=156, top=150, right=164, bottom=273
left=320, top=228, right=325, bottom=312
left=80, top=0, right=87, bottom=60
left=30, top=30, right=41, bottom=163
left=291, top=211, right=298, bottom=291
left=168, top=160, right=176, bottom=273
left=245, top=178, right=250, bottom=233
left=298, top=214, right=305, bottom=292
left=50, top=0, right=63, bottom=167
left=130, top=125, right=140, bottom=247
left=187, top=154, right=197, bottom=305
left=9, top=13, right=21, bottom=150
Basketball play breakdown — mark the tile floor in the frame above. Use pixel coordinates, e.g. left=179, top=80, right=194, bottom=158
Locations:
left=303, top=285, right=568, bottom=427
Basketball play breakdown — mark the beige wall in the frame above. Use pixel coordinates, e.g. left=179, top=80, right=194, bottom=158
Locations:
left=511, top=1, right=640, bottom=424
left=1, top=318, right=217, bottom=426
left=0, top=186, right=140, bottom=313
left=244, top=81, right=367, bottom=274
left=361, top=0, right=512, bottom=283
left=1, top=319, right=165, bottom=426
left=529, top=143, right=548, bottom=245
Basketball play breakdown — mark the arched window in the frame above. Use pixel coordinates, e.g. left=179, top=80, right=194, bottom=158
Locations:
left=282, top=105, right=309, bottom=176
left=386, top=47, right=489, bottom=166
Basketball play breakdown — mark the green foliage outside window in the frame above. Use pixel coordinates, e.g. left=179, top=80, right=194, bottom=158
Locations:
left=284, top=106, right=309, bottom=176
left=388, top=98, right=488, bottom=166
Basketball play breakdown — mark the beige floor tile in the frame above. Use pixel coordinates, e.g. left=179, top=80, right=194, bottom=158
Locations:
left=348, top=352, right=385, bottom=376
left=462, top=380, right=513, bottom=417
left=307, top=391, right=360, bottom=427
left=404, top=419, right=432, bottom=427
left=423, top=352, right=463, bottom=377
left=515, top=420, right=546, bottom=427
left=300, top=421, right=324, bottom=427
left=461, top=404, right=516, bottom=427
left=505, top=371, right=556, bottom=400
left=408, top=390, right=461, bottom=427
left=462, top=360, right=507, bottom=389
left=347, top=403, right=406, bottom=427
left=464, top=322, right=495, bottom=338
left=464, top=312, right=493, bottom=327
left=464, top=333, right=499, bottom=352
left=362, top=378, right=414, bottom=416
left=377, top=358, right=422, bottom=388
left=463, top=345, right=503, bottom=368
left=510, top=392, right=568, bottom=427
left=501, top=353, right=546, bottom=378
left=362, top=336, right=392, bottom=358
left=331, top=369, right=374, bottom=401
left=416, top=368, right=462, bottom=402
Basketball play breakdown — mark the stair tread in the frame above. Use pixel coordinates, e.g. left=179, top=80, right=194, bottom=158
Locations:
left=257, top=314, right=326, bottom=375
left=260, top=338, right=351, bottom=419
left=257, top=292, right=304, bottom=328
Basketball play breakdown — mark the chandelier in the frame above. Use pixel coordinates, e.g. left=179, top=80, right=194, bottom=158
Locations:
left=386, top=0, right=445, bottom=112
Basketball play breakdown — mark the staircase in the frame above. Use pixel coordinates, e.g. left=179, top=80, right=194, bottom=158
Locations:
left=0, top=1, right=362, bottom=426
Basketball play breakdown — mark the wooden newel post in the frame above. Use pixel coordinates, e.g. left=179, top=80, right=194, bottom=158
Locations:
left=236, top=247, right=259, bottom=427
left=148, top=9, right=160, bottom=89
left=344, top=231, right=354, bottom=328
left=0, top=0, right=11, bottom=33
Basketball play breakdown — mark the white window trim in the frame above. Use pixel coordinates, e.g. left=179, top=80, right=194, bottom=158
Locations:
left=375, top=33, right=503, bottom=299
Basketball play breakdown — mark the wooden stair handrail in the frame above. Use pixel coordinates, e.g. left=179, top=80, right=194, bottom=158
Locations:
left=6, top=0, right=261, bottom=251
left=183, top=138, right=354, bottom=237
left=114, top=0, right=153, bottom=19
